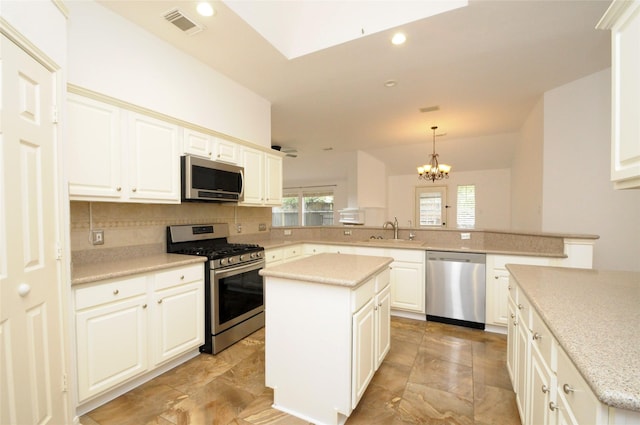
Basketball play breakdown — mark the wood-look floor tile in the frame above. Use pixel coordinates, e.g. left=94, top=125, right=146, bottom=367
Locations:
left=409, top=349, right=474, bottom=402
left=347, top=383, right=402, bottom=424
left=369, top=361, right=412, bottom=396
left=397, top=382, right=474, bottom=425
left=153, top=353, right=235, bottom=395
left=420, top=333, right=473, bottom=367
left=474, top=384, right=521, bottom=425
left=386, top=337, right=421, bottom=367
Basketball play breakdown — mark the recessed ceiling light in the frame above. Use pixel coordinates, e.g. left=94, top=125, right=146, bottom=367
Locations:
left=196, top=2, right=215, bottom=17
left=391, top=32, right=406, bottom=45
left=384, top=80, right=397, bottom=88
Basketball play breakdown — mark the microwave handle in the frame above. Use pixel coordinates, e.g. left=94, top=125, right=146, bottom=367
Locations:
left=238, top=168, right=244, bottom=200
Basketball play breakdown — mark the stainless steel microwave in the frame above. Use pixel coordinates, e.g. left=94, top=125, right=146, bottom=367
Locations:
left=181, top=155, right=244, bottom=202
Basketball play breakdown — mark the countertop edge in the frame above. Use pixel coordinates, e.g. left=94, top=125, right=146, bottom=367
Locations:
left=71, top=254, right=206, bottom=286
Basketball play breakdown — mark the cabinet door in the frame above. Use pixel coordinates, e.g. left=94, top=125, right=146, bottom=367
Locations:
left=352, top=299, right=375, bottom=409
left=506, top=299, right=518, bottom=390
left=239, top=147, right=264, bottom=205
left=264, top=153, right=283, bottom=205
left=75, top=296, right=148, bottom=401
left=530, top=346, right=554, bottom=425
left=152, top=281, right=204, bottom=366
left=607, top=1, right=640, bottom=189
left=128, top=112, right=181, bottom=202
left=183, top=128, right=213, bottom=159
left=487, top=269, right=510, bottom=326
left=516, top=314, right=530, bottom=423
left=213, top=138, right=239, bottom=164
left=389, top=261, right=425, bottom=313
left=375, top=284, right=391, bottom=369
left=68, top=94, right=123, bottom=199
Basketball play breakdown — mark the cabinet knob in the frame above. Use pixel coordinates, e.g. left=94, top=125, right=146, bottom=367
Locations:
left=533, top=332, right=542, bottom=341
left=549, top=401, right=559, bottom=411
left=518, top=303, right=524, bottom=310
left=510, top=313, right=515, bottom=319
left=180, top=275, right=185, bottom=280
left=563, top=383, right=575, bottom=394
left=17, top=283, right=31, bottom=297
left=158, top=299, right=163, bottom=304
left=508, top=285, right=512, bottom=289
left=142, top=304, right=147, bottom=309
left=113, top=289, right=119, bottom=295
left=541, top=385, right=549, bottom=394
left=116, top=186, right=122, bottom=192
left=132, top=187, right=137, bottom=192
left=494, top=276, right=499, bottom=279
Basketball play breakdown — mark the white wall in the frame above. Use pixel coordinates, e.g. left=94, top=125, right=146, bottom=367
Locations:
left=511, top=98, right=544, bottom=231
left=387, top=169, right=511, bottom=230
left=355, top=151, right=386, bottom=208
left=542, top=69, right=640, bottom=271
left=66, top=1, right=271, bottom=148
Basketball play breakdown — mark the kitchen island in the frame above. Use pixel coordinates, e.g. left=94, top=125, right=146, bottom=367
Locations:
left=506, top=264, right=640, bottom=423
left=260, top=253, right=394, bottom=425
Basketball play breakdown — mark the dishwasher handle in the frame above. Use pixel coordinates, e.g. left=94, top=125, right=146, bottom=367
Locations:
left=427, top=251, right=486, bottom=264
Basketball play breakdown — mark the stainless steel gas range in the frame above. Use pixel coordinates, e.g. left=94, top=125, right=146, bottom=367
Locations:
left=166, top=223, right=265, bottom=354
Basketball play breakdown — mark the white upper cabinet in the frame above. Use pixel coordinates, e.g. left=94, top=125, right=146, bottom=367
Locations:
left=239, top=146, right=283, bottom=206
left=68, top=93, right=181, bottom=203
left=182, top=128, right=239, bottom=165
left=598, top=0, right=640, bottom=189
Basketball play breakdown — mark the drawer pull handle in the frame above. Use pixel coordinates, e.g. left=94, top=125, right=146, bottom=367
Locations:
left=533, top=332, right=542, bottom=341
left=563, top=384, right=575, bottom=394
left=541, top=385, right=549, bottom=394
left=113, top=289, right=119, bottom=295
left=549, top=401, right=559, bottom=411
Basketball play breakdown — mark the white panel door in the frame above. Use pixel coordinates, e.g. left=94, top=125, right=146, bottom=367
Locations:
left=0, top=35, right=67, bottom=424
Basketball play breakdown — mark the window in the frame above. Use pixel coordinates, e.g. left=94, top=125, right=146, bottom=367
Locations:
left=457, top=185, right=476, bottom=228
left=272, top=187, right=334, bottom=227
left=415, top=186, right=447, bottom=227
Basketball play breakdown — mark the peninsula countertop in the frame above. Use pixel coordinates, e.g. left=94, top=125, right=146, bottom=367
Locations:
left=506, top=264, right=640, bottom=412
left=259, top=253, right=393, bottom=288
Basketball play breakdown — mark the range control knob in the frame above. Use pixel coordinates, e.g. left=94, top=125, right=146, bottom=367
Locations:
left=220, top=259, right=227, bottom=266
left=250, top=252, right=256, bottom=259
left=240, top=255, right=246, bottom=261
left=228, top=257, right=235, bottom=263
left=256, top=251, right=263, bottom=258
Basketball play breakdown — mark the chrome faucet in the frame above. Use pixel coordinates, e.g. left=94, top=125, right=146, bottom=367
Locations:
left=383, top=217, right=399, bottom=239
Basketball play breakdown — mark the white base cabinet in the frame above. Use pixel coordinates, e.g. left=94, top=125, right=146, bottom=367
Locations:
left=74, top=263, right=204, bottom=403
left=265, top=266, right=391, bottom=425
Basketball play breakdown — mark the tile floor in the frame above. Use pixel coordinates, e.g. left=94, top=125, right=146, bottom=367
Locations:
left=80, top=317, right=521, bottom=425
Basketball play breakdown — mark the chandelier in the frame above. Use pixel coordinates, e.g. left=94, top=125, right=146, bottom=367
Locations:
left=417, top=126, right=451, bottom=182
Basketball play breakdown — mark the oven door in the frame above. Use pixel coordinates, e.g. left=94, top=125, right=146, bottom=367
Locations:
left=211, top=260, right=264, bottom=334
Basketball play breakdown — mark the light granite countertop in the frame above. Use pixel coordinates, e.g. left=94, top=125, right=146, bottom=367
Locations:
left=259, top=253, right=393, bottom=288
left=256, top=239, right=568, bottom=258
left=71, top=254, right=206, bottom=286
left=506, top=264, right=640, bottom=412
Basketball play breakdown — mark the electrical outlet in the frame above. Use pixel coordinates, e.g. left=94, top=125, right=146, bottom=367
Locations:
left=284, top=229, right=292, bottom=236
left=259, top=223, right=267, bottom=231
left=91, top=230, right=104, bottom=245
left=344, top=230, right=352, bottom=236
left=460, top=232, right=471, bottom=240
left=236, top=224, right=242, bottom=233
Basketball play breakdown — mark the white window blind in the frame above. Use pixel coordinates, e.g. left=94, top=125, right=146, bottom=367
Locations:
left=457, top=185, right=476, bottom=228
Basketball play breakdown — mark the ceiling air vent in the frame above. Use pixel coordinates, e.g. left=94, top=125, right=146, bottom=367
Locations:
left=163, top=8, right=204, bottom=36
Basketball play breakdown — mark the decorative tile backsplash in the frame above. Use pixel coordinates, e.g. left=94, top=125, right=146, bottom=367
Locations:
left=70, top=201, right=272, bottom=252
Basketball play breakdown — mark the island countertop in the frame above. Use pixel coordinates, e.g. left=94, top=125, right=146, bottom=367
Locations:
left=259, top=253, right=393, bottom=288
left=506, top=264, right=640, bottom=412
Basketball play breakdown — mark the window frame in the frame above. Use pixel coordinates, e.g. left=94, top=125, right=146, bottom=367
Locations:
left=272, top=186, right=335, bottom=227
left=415, top=186, right=448, bottom=228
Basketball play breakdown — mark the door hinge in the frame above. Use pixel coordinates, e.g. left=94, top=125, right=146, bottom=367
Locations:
left=55, top=243, right=62, bottom=260
left=62, top=373, right=68, bottom=392
left=52, top=105, right=59, bottom=124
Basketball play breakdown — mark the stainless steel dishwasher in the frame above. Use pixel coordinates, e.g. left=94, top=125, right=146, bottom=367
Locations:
left=426, top=251, right=486, bottom=329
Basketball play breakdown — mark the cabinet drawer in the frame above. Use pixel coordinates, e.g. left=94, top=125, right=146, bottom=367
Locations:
left=557, top=347, right=602, bottom=425
left=375, top=268, right=391, bottom=293
left=388, top=248, right=424, bottom=263
left=352, top=277, right=375, bottom=312
left=283, top=245, right=301, bottom=259
left=75, top=275, right=147, bottom=310
left=531, top=309, right=555, bottom=371
left=155, top=264, right=203, bottom=291
left=515, top=286, right=532, bottom=330
left=266, top=248, right=284, bottom=263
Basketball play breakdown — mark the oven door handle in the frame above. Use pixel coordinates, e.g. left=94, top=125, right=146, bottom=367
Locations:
left=214, top=260, right=264, bottom=279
